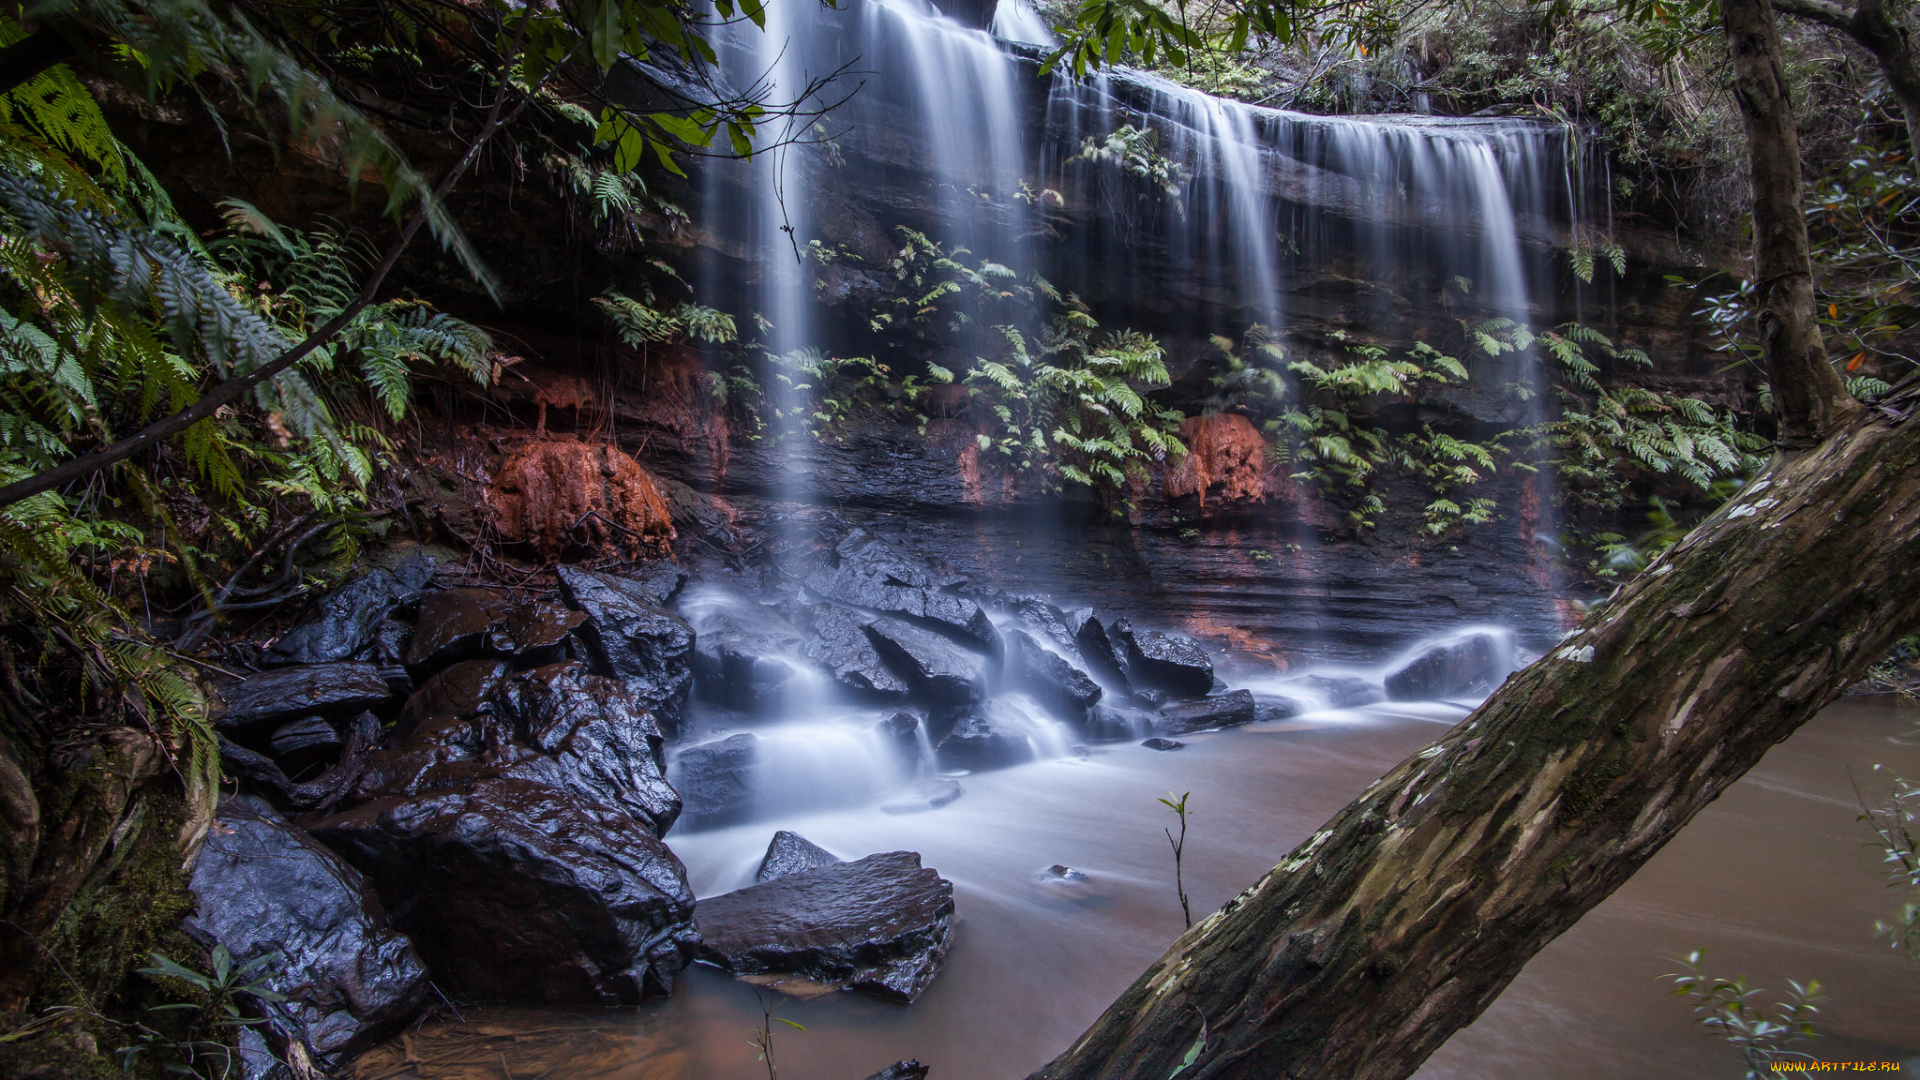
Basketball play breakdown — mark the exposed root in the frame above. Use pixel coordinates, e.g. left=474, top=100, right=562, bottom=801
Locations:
left=487, top=440, right=675, bottom=561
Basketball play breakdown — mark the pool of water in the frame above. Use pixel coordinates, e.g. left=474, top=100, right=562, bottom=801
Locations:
left=345, top=698, right=1920, bottom=1080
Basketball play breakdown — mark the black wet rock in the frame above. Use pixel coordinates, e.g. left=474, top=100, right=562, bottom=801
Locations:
left=1039, top=864, right=1088, bottom=882
left=687, top=599, right=815, bottom=713
left=807, top=531, right=997, bottom=652
left=860, top=1063, right=930, bottom=1080
left=694, top=851, right=955, bottom=1003
left=403, top=589, right=586, bottom=672
left=1140, top=737, right=1185, bottom=751
left=308, top=776, right=697, bottom=1005
left=1384, top=631, right=1504, bottom=700
left=1254, top=700, right=1300, bottom=722
left=267, top=558, right=433, bottom=666
left=1006, top=595, right=1083, bottom=659
left=268, top=716, right=340, bottom=758
left=185, top=795, right=428, bottom=1064
left=393, top=659, right=512, bottom=739
left=629, top=561, right=690, bottom=607
left=864, top=617, right=987, bottom=708
left=1084, top=706, right=1144, bottom=742
left=556, top=567, right=695, bottom=736
left=1004, top=630, right=1101, bottom=722
left=1130, top=687, right=1168, bottom=709
left=669, top=733, right=757, bottom=826
left=1112, top=621, right=1214, bottom=699
left=756, top=830, right=843, bottom=883
left=1072, top=614, right=1132, bottom=691
left=215, top=663, right=394, bottom=731
left=1155, top=689, right=1257, bottom=735
left=794, top=602, right=910, bottom=700
left=880, top=779, right=965, bottom=815
left=936, top=711, right=1032, bottom=772
left=496, top=660, right=680, bottom=836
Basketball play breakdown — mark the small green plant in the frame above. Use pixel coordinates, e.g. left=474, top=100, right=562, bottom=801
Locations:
left=748, top=989, right=806, bottom=1080
left=1160, top=790, right=1194, bottom=929
left=1665, top=951, right=1822, bottom=1078
left=120, top=945, right=286, bottom=1078
left=1862, top=765, right=1920, bottom=959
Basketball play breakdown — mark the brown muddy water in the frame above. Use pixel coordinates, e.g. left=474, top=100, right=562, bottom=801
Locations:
left=347, top=698, right=1920, bottom=1080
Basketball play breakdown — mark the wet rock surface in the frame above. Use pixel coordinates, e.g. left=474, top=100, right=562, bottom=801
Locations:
left=1140, top=737, right=1185, bottom=751
left=670, top=733, right=757, bottom=825
left=807, top=531, right=997, bottom=651
left=185, top=795, right=428, bottom=1063
left=1155, top=689, right=1257, bottom=735
left=1114, top=622, right=1214, bottom=699
left=497, top=660, right=680, bottom=835
left=1293, top=673, right=1386, bottom=709
left=267, top=558, right=433, bottom=666
left=936, top=710, right=1034, bottom=772
left=215, top=663, right=394, bottom=730
left=686, top=597, right=814, bottom=713
left=308, top=776, right=697, bottom=1005
left=859, top=1063, right=931, bottom=1080
left=694, top=851, right=956, bottom=1003
left=404, top=588, right=586, bottom=673
left=793, top=602, right=911, bottom=700
left=1004, top=629, right=1101, bottom=722
left=757, top=830, right=843, bottom=883
left=1384, top=630, right=1505, bottom=700
left=864, top=617, right=988, bottom=707
left=557, top=566, right=695, bottom=736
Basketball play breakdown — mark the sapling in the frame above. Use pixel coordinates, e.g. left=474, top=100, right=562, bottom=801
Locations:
left=748, top=989, right=806, bottom=1080
left=1160, top=790, right=1193, bottom=929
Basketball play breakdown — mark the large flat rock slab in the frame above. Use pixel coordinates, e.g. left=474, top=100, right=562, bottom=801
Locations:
left=694, top=851, right=955, bottom=1003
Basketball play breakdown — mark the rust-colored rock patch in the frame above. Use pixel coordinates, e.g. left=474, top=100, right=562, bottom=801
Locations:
left=1164, top=413, right=1269, bottom=511
left=488, top=440, right=675, bottom=560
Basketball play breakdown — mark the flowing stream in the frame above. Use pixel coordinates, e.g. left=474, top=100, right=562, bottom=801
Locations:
left=348, top=697, right=1920, bottom=1079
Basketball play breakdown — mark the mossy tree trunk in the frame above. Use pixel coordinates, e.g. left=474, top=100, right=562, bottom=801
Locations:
left=1026, top=5, right=1900, bottom=1077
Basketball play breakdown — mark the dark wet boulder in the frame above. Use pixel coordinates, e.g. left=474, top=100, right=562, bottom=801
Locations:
left=404, top=589, right=585, bottom=672
left=629, top=561, right=690, bottom=606
left=1111, top=621, right=1213, bottom=699
left=1085, top=706, right=1144, bottom=743
left=1141, top=737, right=1185, bottom=751
left=795, top=603, right=910, bottom=700
left=496, top=661, right=680, bottom=836
left=1384, top=631, right=1506, bottom=700
left=556, top=567, right=695, bottom=736
left=394, top=659, right=512, bottom=739
left=308, top=776, right=697, bottom=1005
left=1155, top=689, right=1257, bottom=735
left=215, top=663, right=393, bottom=731
left=1254, top=699, right=1301, bottom=722
left=268, top=716, right=340, bottom=758
left=669, top=733, right=757, bottom=826
left=185, top=795, right=428, bottom=1064
left=865, top=618, right=987, bottom=708
left=860, top=1063, right=930, bottom=1080
left=807, top=531, right=997, bottom=652
left=1072, top=614, right=1132, bottom=691
left=1006, top=594, right=1082, bottom=659
left=756, top=830, right=843, bottom=883
left=880, top=778, right=965, bottom=815
left=936, top=711, right=1032, bottom=772
left=1004, top=630, right=1101, bottom=722
left=267, top=558, right=434, bottom=666
left=694, top=851, right=955, bottom=1003
left=686, top=599, right=815, bottom=713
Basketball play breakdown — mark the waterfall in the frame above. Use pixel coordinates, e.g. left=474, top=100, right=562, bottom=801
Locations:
left=697, top=0, right=1601, bottom=389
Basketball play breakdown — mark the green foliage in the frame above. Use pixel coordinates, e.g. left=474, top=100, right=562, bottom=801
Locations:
left=120, top=946, right=285, bottom=1076
left=1862, top=767, right=1920, bottom=961
left=1068, top=124, right=1187, bottom=213
left=595, top=289, right=737, bottom=348
left=1666, top=951, right=1823, bottom=1079
left=798, top=227, right=1188, bottom=499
